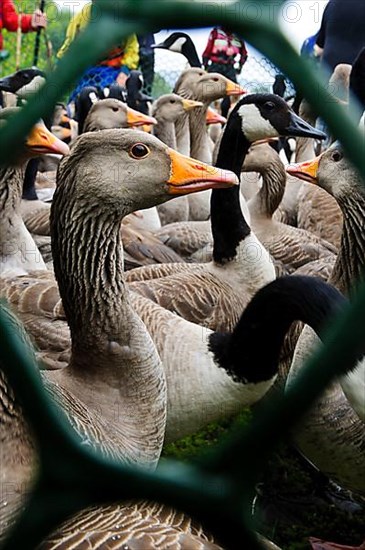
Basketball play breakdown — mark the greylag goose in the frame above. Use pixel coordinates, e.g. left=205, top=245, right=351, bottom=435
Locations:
left=0, top=108, right=69, bottom=278
left=174, top=67, right=244, bottom=220
left=286, top=144, right=365, bottom=495
left=241, top=141, right=337, bottom=272
left=151, top=93, right=202, bottom=225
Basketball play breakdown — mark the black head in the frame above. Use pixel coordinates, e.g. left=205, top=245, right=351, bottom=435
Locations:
left=104, top=84, right=127, bottom=103
left=152, top=32, right=191, bottom=53
left=0, top=67, right=46, bottom=97
left=229, top=93, right=326, bottom=142
left=152, top=32, right=201, bottom=68
left=74, top=86, right=103, bottom=133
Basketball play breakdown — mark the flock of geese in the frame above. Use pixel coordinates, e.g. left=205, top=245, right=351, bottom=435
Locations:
left=0, top=31, right=365, bottom=549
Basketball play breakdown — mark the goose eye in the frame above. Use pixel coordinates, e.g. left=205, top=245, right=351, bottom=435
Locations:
left=129, top=143, right=150, bottom=159
left=170, top=99, right=176, bottom=104
left=213, top=77, right=219, bottom=82
left=264, top=101, right=275, bottom=111
left=331, top=150, right=343, bottom=162
left=112, top=107, right=119, bottom=112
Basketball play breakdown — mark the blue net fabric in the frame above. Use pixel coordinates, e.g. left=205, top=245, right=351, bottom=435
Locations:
left=68, top=66, right=121, bottom=103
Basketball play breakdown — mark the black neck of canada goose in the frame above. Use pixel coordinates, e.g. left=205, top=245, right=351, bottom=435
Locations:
left=209, top=275, right=347, bottom=384
left=211, top=109, right=251, bottom=264
left=153, top=32, right=202, bottom=68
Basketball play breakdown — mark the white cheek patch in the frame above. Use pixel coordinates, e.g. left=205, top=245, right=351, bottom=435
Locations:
left=89, top=92, right=99, bottom=104
left=169, top=37, right=187, bottom=53
left=17, top=75, right=46, bottom=98
left=238, top=104, right=279, bottom=141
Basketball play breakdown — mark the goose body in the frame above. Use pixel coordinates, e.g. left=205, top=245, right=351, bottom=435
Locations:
left=287, top=144, right=365, bottom=495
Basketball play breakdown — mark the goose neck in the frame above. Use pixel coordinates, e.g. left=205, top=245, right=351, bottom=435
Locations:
left=153, top=120, right=177, bottom=149
left=209, top=277, right=346, bottom=384
left=51, top=197, right=128, bottom=352
left=254, top=158, right=286, bottom=218
left=50, top=181, right=167, bottom=468
left=212, top=126, right=251, bottom=264
left=330, top=193, right=365, bottom=295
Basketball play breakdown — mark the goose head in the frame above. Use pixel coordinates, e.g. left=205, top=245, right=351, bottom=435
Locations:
left=0, top=67, right=45, bottom=98
left=194, top=70, right=245, bottom=101
left=0, top=108, right=70, bottom=164
left=174, top=67, right=245, bottom=101
left=242, top=141, right=280, bottom=173
left=153, top=32, right=191, bottom=54
left=75, top=86, right=104, bottom=133
left=83, top=98, right=157, bottom=132
left=230, top=93, right=327, bottom=143
left=152, top=32, right=202, bottom=68
left=286, top=143, right=364, bottom=202
left=152, top=94, right=202, bottom=123
left=59, top=130, right=238, bottom=213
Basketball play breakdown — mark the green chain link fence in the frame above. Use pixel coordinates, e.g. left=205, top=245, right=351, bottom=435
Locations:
left=0, top=0, right=365, bottom=548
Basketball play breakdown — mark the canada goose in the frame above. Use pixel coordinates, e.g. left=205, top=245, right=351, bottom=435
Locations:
left=152, top=32, right=202, bottom=68
left=151, top=93, right=203, bottom=225
left=125, top=69, right=153, bottom=115
left=174, top=67, right=245, bottom=220
left=241, top=142, right=337, bottom=272
left=0, top=109, right=69, bottom=278
left=129, top=94, right=326, bottom=332
left=0, top=67, right=46, bottom=100
left=131, top=275, right=350, bottom=442
left=286, top=145, right=365, bottom=494
left=74, top=86, right=104, bottom=134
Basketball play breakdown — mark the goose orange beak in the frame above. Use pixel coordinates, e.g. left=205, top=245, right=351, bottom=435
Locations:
left=182, top=98, right=203, bottom=111
left=167, top=148, right=239, bottom=194
left=126, top=107, right=157, bottom=127
left=225, top=78, right=246, bottom=96
left=26, top=122, right=70, bottom=156
left=286, top=156, right=321, bottom=183
left=206, top=108, right=227, bottom=125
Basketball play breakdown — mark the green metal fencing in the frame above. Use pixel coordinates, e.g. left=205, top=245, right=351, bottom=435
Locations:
left=0, top=1, right=365, bottom=548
